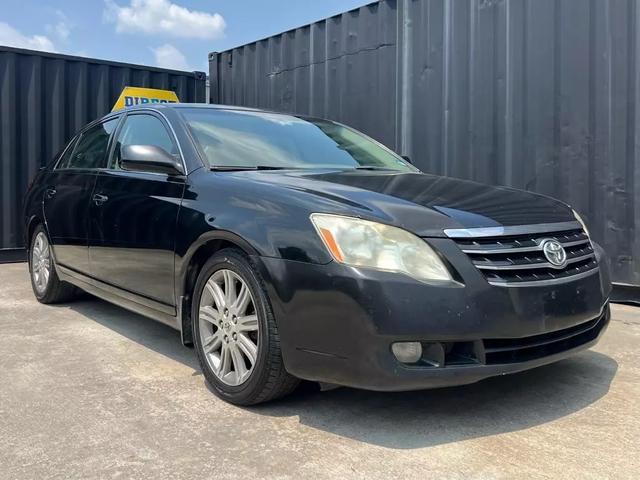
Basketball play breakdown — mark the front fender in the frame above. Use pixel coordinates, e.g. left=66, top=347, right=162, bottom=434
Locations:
left=172, top=172, right=339, bottom=342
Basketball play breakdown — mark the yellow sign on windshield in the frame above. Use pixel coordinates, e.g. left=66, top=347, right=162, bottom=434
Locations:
left=112, top=87, right=180, bottom=111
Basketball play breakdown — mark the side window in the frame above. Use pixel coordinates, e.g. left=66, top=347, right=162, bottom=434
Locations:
left=111, top=114, right=178, bottom=169
left=61, top=119, right=119, bottom=170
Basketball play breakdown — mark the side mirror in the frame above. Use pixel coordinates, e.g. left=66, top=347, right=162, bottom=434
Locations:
left=120, top=145, right=184, bottom=175
left=402, top=155, right=412, bottom=165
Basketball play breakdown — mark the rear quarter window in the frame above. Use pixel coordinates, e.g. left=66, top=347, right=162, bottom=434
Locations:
left=54, top=137, right=79, bottom=170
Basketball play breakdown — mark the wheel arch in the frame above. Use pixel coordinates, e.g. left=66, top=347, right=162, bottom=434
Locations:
left=25, top=215, right=44, bottom=251
left=177, top=230, right=259, bottom=346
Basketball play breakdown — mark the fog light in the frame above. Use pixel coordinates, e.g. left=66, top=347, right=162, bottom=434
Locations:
left=391, top=342, right=422, bottom=363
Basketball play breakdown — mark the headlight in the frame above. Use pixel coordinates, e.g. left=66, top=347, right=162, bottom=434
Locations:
left=310, top=213, right=452, bottom=282
left=572, top=209, right=590, bottom=237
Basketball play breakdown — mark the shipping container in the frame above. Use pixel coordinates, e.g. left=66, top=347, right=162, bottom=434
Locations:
left=0, top=46, right=206, bottom=259
left=209, top=0, right=640, bottom=290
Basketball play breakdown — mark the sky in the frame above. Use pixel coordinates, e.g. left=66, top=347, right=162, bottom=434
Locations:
left=0, top=0, right=371, bottom=72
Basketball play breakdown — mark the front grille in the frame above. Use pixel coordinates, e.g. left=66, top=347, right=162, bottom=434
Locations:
left=451, top=227, right=599, bottom=287
left=483, top=309, right=608, bottom=364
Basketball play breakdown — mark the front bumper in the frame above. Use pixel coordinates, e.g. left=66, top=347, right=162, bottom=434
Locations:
left=254, top=240, right=612, bottom=391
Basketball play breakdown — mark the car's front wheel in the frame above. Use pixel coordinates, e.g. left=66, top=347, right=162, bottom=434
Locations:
left=192, top=249, right=299, bottom=405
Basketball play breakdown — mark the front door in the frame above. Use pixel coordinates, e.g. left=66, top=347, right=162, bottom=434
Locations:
left=43, top=119, right=119, bottom=274
left=88, top=112, right=185, bottom=309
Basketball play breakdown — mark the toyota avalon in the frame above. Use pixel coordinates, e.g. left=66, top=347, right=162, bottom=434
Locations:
left=23, top=104, right=611, bottom=405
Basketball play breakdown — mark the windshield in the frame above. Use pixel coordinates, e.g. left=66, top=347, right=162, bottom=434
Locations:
left=181, top=108, right=417, bottom=172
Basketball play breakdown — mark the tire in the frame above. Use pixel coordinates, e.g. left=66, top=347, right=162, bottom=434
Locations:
left=29, top=225, right=77, bottom=304
left=192, top=248, right=299, bottom=405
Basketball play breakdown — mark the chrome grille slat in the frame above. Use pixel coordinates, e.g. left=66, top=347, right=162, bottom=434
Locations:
left=485, top=267, right=600, bottom=288
left=474, top=253, right=596, bottom=271
left=449, top=225, right=599, bottom=287
left=461, top=238, right=590, bottom=255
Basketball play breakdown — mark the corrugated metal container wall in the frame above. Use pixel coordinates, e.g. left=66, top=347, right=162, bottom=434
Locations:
left=0, top=46, right=206, bottom=254
left=209, top=0, right=640, bottom=288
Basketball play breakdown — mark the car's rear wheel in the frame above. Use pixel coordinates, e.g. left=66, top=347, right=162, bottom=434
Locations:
left=192, top=249, right=299, bottom=405
left=29, top=225, right=76, bottom=304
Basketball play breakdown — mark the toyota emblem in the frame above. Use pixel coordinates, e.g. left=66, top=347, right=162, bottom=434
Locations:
left=541, top=239, right=567, bottom=268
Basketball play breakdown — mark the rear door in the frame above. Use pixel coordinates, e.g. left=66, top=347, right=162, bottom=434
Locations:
left=43, top=118, right=119, bottom=274
left=88, top=112, right=186, bottom=309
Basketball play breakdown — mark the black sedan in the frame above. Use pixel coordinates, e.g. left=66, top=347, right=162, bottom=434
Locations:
left=24, top=104, right=611, bottom=405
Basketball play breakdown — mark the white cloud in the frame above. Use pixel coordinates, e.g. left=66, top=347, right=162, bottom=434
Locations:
left=0, top=22, right=56, bottom=52
left=151, top=43, right=190, bottom=71
left=105, top=0, right=226, bottom=40
left=46, top=11, right=71, bottom=40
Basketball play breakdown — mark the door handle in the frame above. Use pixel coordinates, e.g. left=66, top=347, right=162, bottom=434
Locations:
left=45, top=187, right=57, bottom=199
left=92, top=193, right=109, bottom=206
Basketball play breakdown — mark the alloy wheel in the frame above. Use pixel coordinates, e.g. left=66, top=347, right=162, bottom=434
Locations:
left=31, top=232, right=51, bottom=294
left=198, top=269, right=259, bottom=386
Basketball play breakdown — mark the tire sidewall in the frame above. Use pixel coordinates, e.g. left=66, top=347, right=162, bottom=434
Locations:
left=192, top=250, right=272, bottom=403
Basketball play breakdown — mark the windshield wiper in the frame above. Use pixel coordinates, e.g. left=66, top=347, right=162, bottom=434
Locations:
left=210, top=165, right=400, bottom=172
left=210, top=165, right=292, bottom=171
left=352, top=166, right=397, bottom=171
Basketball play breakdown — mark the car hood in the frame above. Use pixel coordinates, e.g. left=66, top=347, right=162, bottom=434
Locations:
left=229, top=169, right=575, bottom=237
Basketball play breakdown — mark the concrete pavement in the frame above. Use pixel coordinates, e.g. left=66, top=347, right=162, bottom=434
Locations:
left=0, top=262, right=638, bottom=479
